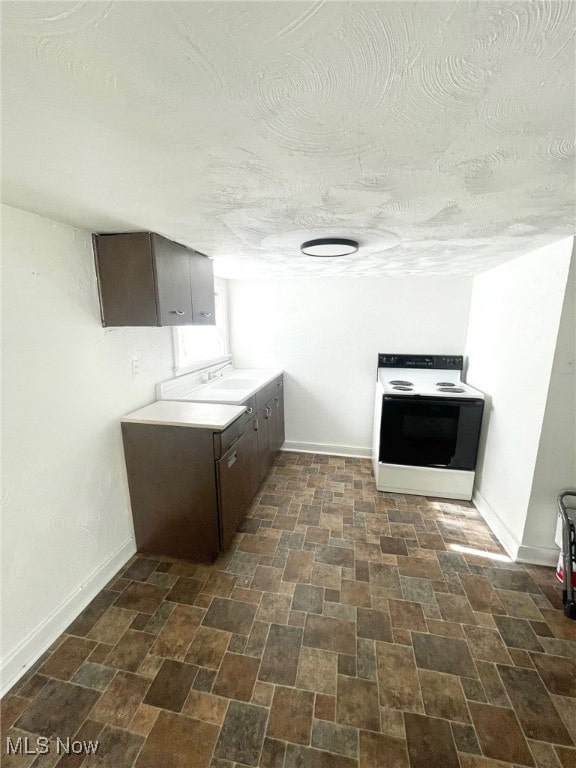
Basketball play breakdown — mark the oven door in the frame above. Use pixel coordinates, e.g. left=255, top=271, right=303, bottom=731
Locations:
left=379, top=396, right=484, bottom=471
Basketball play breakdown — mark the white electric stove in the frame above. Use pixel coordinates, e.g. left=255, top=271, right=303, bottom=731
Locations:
left=373, top=354, right=485, bottom=500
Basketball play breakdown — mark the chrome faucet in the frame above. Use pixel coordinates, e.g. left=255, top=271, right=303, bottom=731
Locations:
left=208, top=370, right=220, bottom=380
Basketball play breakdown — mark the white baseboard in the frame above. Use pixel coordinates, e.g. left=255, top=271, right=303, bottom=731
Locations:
left=473, top=489, right=561, bottom=566
left=1, top=538, right=136, bottom=697
left=516, top=544, right=560, bottom=567
left=282, top=441, right=371, bottom=459
left=472, top=489, right=521, bottom=561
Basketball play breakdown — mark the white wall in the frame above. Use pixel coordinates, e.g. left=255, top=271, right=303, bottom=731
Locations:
left=524, top=245, right=576, bottom=556
left=465, top=238, right=574, bottom=563
left=1, top=205, right=173, bottom=694
left=228, top=276, right=472, bottom=455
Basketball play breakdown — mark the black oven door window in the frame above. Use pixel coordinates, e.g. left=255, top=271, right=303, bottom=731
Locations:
left=379, top=397, right=484, bottom=471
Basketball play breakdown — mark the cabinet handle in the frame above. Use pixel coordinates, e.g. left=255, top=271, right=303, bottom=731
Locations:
left=170, top=310, right=186, bottom=316
left=201, top=312, right=212, bottom=317
left=275, top=396, right=280, bottom=408
left=254, top=418, right=259, bottom=431
left=265, top=406, right=272, bottom=418
left=246, top=407, right=253, bottom=415
left=227, top=451, right=237, bottom=468
left=279, top=380, right=283, bottom=388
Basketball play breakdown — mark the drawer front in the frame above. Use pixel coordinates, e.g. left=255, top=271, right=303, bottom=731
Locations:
left=256, top=376, right=283, bottom=408
left=213, top=412, right=245, bottom=460
left=255, top=381, right=275, bottom=409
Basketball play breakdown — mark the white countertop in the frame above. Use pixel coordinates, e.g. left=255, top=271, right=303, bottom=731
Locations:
left=157, top=368, right=283, bottom=405
left=122, top=400, right=246, bottom=430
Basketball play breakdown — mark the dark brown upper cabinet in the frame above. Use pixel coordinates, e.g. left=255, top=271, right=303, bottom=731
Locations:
left=93, top=232, right=216, bottom=327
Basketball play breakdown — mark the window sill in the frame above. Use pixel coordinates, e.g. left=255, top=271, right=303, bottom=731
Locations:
left=172, top=354, right=232, bottom=378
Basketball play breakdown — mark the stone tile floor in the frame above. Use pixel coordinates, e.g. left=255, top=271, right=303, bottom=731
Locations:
left=2, top=452, right=576, bottom=768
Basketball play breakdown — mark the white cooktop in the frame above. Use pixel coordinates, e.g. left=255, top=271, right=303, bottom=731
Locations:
left=378, top=368, right=484, bottom=400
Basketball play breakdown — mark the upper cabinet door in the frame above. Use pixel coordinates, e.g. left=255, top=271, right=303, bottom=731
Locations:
left=189, top=250, right=216, bottom=325
left=152, top=235, right=193, bottom=326
left=93, top=233, right=159, bottom=326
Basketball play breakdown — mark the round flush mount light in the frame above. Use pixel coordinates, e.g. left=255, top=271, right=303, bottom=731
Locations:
left=301, top=237, right=359, bottom=257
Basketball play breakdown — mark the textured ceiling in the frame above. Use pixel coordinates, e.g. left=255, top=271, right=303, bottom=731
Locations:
left=2, top=1, right=575, bottom=278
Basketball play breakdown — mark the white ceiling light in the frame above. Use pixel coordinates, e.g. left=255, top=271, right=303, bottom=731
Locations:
left=301, top=238, right=360, bottom=257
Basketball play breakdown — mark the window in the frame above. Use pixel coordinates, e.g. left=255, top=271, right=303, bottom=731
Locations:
left=172, top=278, right=230, bottom=373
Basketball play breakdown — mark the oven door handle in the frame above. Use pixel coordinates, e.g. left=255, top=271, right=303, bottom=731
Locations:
left=383, top=396, right=483, bottom=406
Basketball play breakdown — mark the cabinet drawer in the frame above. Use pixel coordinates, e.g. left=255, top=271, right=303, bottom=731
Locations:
left=256, top=375, right=283, bottom=409
left=213, top=412, right=246, bottom=459
left=255, top=380, right=276, bottom=409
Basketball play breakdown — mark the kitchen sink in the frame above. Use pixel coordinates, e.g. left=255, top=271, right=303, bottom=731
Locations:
left=207, top=378, right=256, bottom=390
left=156, top=367, right=283, bottom=405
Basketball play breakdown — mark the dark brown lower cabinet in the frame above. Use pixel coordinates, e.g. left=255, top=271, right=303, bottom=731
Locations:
left=121, top=374, right=285, bottom=562
left=121, top=422, right=220, bottom=562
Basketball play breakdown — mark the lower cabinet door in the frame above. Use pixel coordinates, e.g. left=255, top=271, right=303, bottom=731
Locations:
left=216, top=433, right=250, bottom=549
left=272, top=393, right=285, bottom=453
left=244, top=417, right=261, bottom=503
left=256, top=405, right=270, bottom=482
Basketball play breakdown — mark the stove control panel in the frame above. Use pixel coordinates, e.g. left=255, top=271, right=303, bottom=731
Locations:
left=378, top=354, right=463, bottom=370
